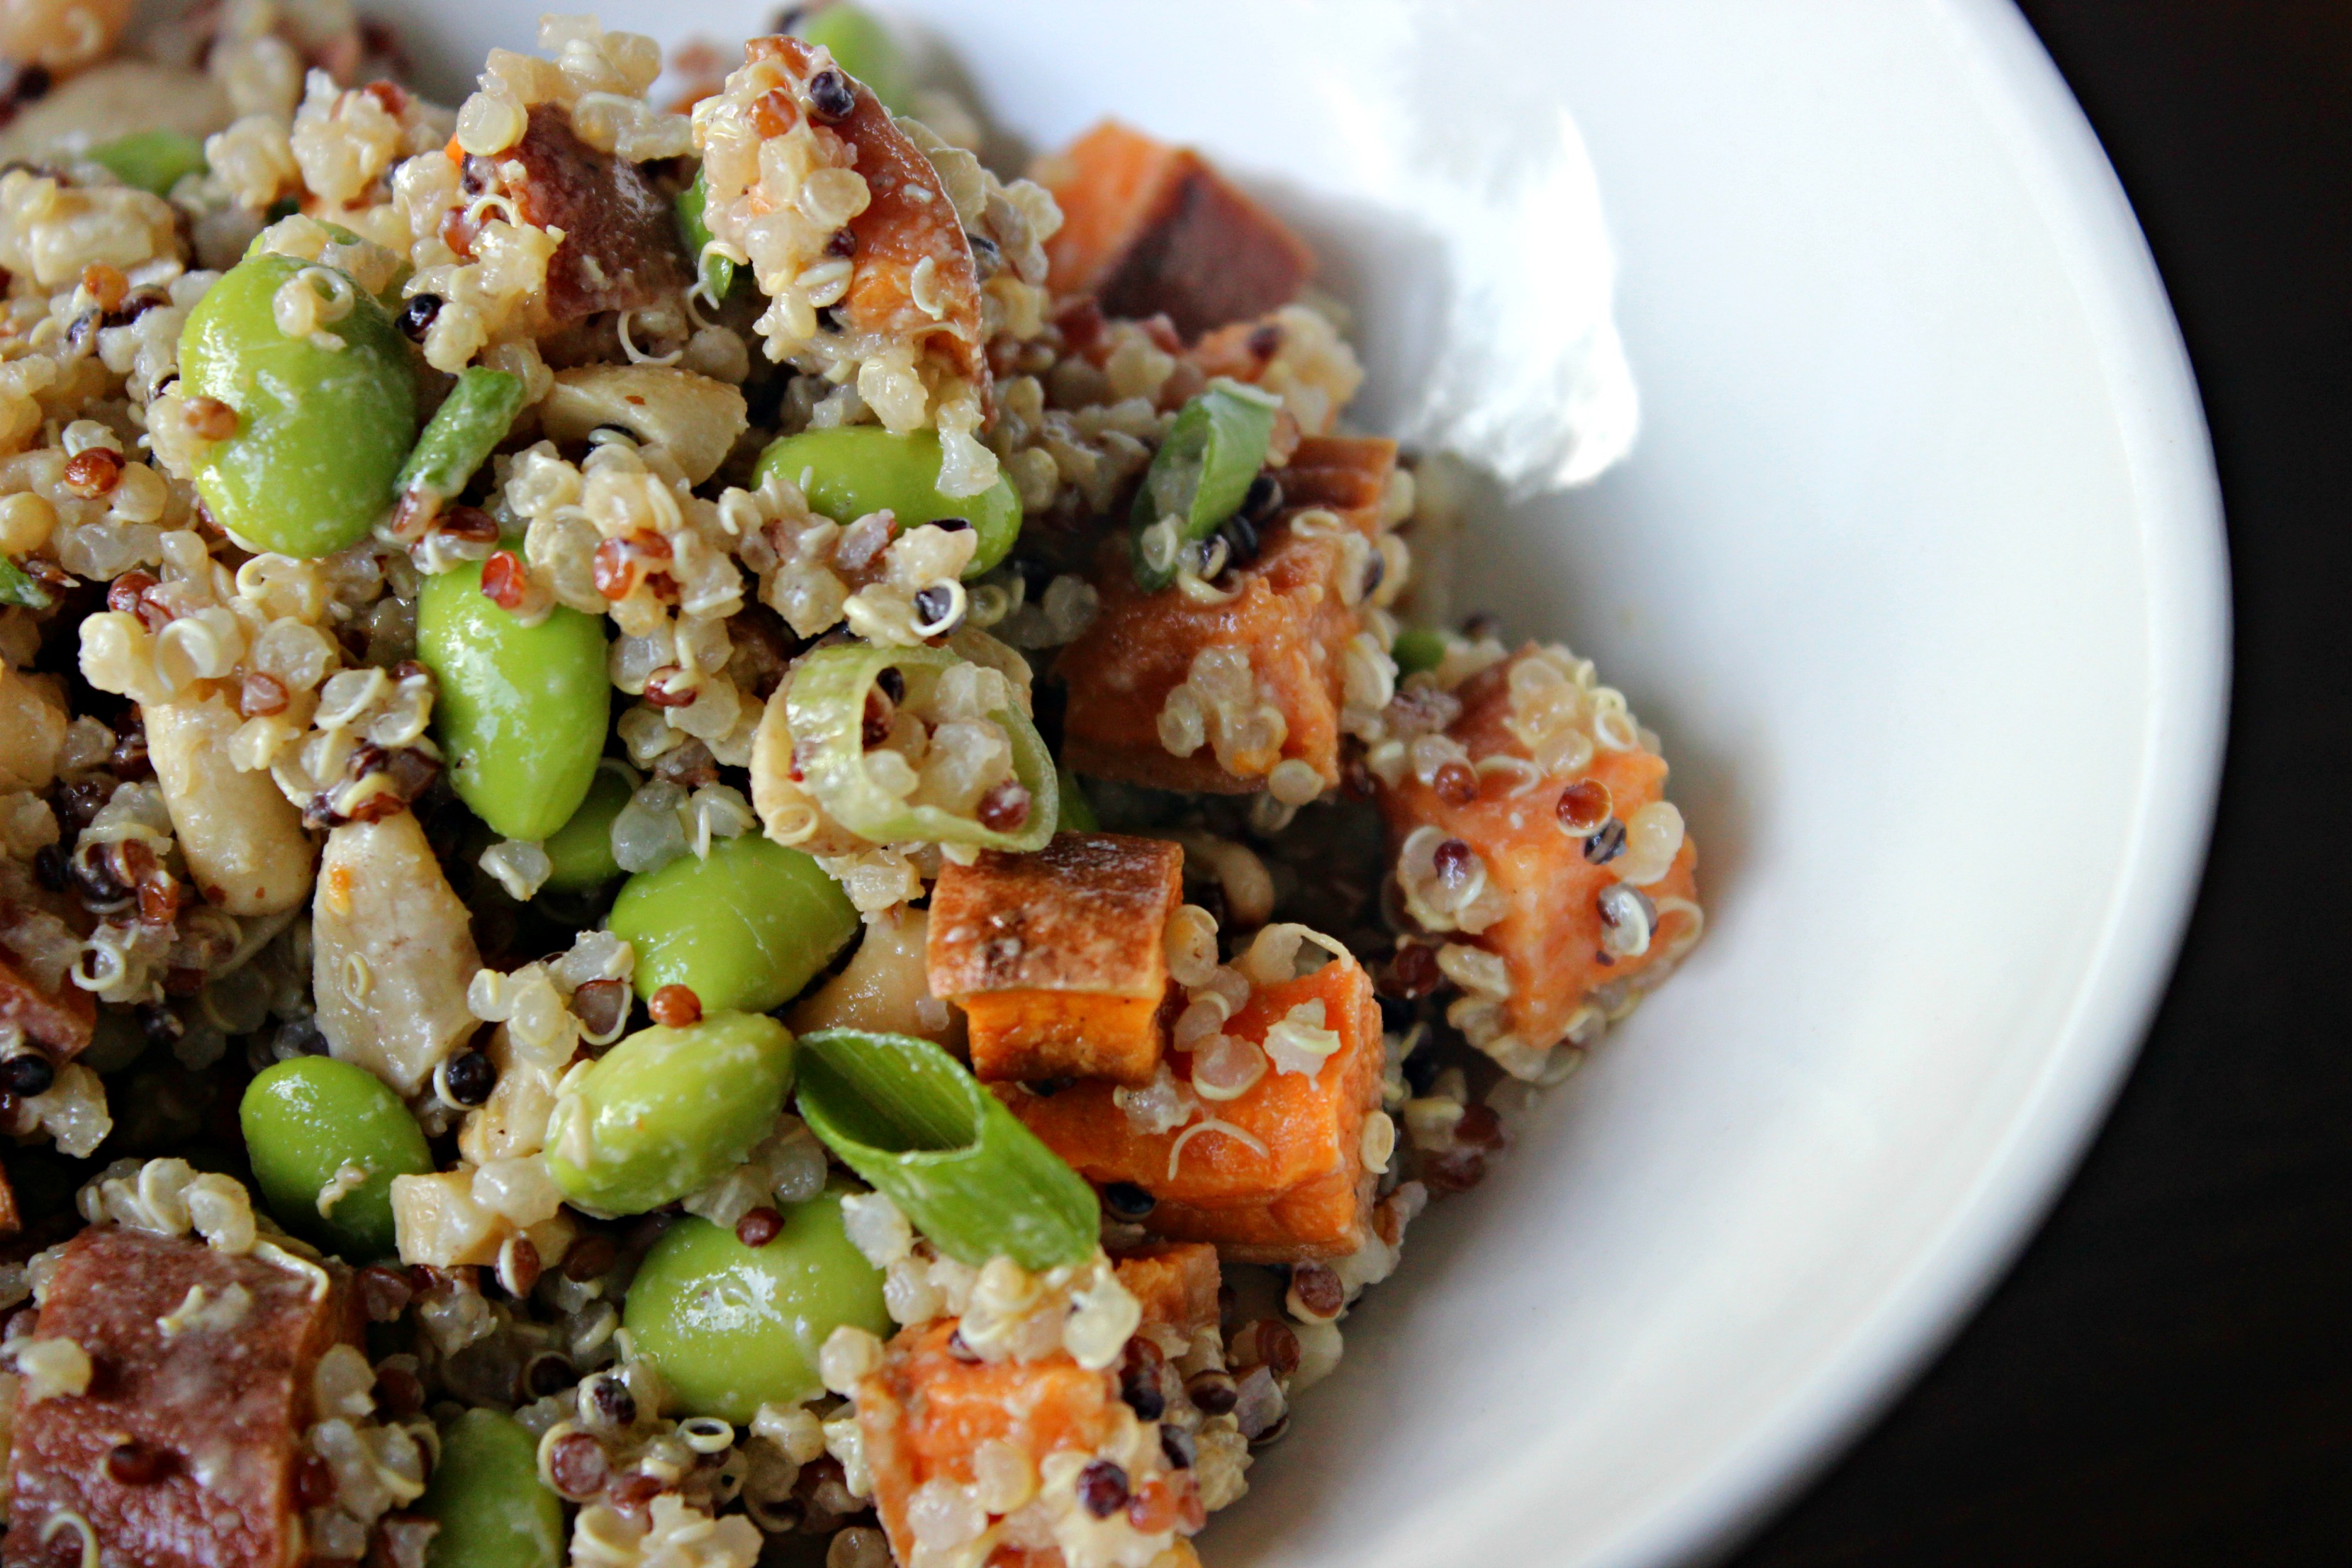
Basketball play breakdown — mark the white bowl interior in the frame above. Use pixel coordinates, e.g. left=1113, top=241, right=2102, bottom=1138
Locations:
left=381, top=1, right=2227, bottom=1562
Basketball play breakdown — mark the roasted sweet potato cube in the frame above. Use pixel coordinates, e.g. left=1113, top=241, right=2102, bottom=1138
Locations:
left=1060, top=437, right=1398, bottom=796
left=0, top=949, right=95, bottom=1058
left=3, top=1228, right=362, bottom=1568
left=1376, top=647, right=1700, bottom=1068
left=1114, top=1243, right=1221, bottom=1337
left=1005, top=958, right=1384, bottom=1262
left=929, top=834, right=1184, bottom=1087
left=1041, top=121, right=1315, bottom=340
left=0, top=1162, right=17, bottom=1238
left=858, top=1319, right=1204, bottom=1566
left=454, top=104, right=688, bottom=324
left=741, top=36, right=988, bottom=388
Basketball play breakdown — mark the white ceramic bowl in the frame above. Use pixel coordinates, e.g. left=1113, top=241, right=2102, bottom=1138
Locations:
left=389, top=1, right=2229, bottom=1562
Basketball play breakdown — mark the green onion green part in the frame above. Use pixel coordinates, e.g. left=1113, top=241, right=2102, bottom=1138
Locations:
left=676, top=169, right=736, bottom=307
left=396, top=367, right=526, bottom=510
left=794, top=1028, right=1097, bottom=1270
left=785, top=638, right=1057, bottom=852
left=1130, top=380, right=1280, bottom=591
left=1053, top=762, right=1099, bottom=832
left=89, top=130, right=208, bottom=198
left=1391, top=626, right=1447, bottom=677
left=0, top=557, right=50, bottom=610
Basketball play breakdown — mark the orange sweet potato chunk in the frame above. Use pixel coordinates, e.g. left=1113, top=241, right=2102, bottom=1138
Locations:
left=1113, top=1242, right=1221, bottom=1336
left=858, top=1321, right=1208, bottom=1567
left=3, top=1228, right=362, bottom=1568
left=745, top=35, right=988, bottom=388
left=1378, top=651, right=1700, bottom=1053
left=1042, top=121, right=1315, bottom=340
left=929, top=834, right=1184, bottom=1086
left=1004, top=958, right=1384, bottom=1262
left=1060, top=437, right=1397, bottom=796
left=452, top=104, right=688, bottom=323
left=0, top=949, right=93, bottom=1058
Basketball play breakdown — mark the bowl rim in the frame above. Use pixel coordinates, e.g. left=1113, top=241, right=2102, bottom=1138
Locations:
left=1615, top=3, right=2231, bottom=1563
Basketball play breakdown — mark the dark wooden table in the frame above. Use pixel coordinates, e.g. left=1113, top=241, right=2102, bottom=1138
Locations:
left=1727, top=4, right=2352, bottom=1564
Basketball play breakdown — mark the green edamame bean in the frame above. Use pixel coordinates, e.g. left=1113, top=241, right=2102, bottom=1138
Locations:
left=417, top=1409, right=563, bottom=1568
left=239, top=1055, right=432, bottom=1260
left=546, top=1012, right=795, bottom=1216
left=90, top=130, right=208, bottom=197
left=756, top=427, right=1021, bottom=578
left=675, top=169, right=734, bottom=304
left=179, top=253, right=418, bottom=558
left=623, top=1192, right=891, bottom=1421
left=541, top=766, right=632, bottom=894
left=605, top=834, right=858, bottom=1014
left=417, top=559, right=610, bottom=843
left=1391, top=626, right=1447, bottom=677
left=789, top=2, right=912, bottom=113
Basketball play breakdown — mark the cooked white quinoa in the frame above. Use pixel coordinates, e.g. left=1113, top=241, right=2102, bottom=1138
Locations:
left=0, top=5, right=1698, bottom=1566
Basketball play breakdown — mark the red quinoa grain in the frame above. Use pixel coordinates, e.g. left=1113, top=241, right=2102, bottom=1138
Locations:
left=648, top=984, right=701, bottom=1027
left=62, top=447, right=123, bottom=498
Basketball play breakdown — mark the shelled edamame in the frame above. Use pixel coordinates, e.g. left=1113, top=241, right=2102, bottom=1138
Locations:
left=756, top=427, right=1023, bottom=578
left=416, top=1409, right=564, bottom=1568
left=417, top=560, right=611, bottom=843
left=177, top=252, right=417, bottom=558
left=604, top=834, right=859, bottom=1014
left=544, top=1012, right=797, bottom=1216
left=239, top=1056, right=433, bottom=1260
left=623, top=1190, right=892, bottom=1421
left=539, top=766, right=634, bottom=894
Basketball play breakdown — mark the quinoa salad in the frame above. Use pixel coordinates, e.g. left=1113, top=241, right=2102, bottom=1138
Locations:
left=0, top=4, right=1701, bottom=1566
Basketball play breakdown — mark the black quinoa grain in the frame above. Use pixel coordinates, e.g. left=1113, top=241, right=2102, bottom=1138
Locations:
left=1185, top=1370, right=1238, bottom=1416
left=807, top=69, right=855, bottom=121
left=443, top=1050, right=496, bottom=1106
left=1159, top=1425, right=1196, bottom=1469
left=0, top=1053, right=54, bottom=1099
left=1102, top=1181, right=1156, bottom=1220
left=396, top=293, right=442, bottom=342
left=1075, top=1460, right=1129, bottom=1517
left=1584, top=819, right=1628, bottom=866
left=587, top=1375, right=637, bottom=1428
left=524, top=1351, right=578, bottom=1399
left=913, top=583, right=957, bottom=628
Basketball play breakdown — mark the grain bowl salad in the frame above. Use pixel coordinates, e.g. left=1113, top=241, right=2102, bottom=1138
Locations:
left=0, top=4, right=1701, bottom=1565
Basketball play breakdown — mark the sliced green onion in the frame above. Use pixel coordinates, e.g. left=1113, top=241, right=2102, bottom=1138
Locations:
left=1053, top=762, right=1098, bottom=832
left=1391, top=626, right=1447, bottom=676
left=396, top=367, right=525, bottom=510
left=785, top=640, right=1057, bottom=852
left=1130, top=380, right=1279, bottom=591
left=676, top=169, right=736, bottom=307
left=0, top=557, right=50, bottom=610
left=88, top=130, right=208, bottom=197
left=794, top=1028, right=1097, bottom=1270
